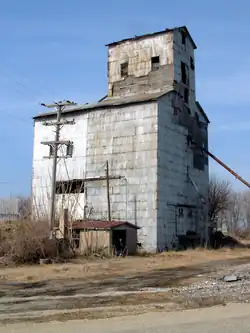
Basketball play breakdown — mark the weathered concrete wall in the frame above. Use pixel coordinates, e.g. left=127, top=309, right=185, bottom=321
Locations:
left=32, top=115, right=88, bottom=220
left=32, top=102, right=158, bottom=250
left=173, top=29, right=196, bottom=112
left=157, top=93, right=209, bottom=250
left=85, top=102, right=158, bottom=250
left=108, top=32, right=174, bottom=97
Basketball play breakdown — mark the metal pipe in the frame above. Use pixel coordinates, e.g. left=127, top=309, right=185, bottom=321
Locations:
left=203, top=148, right=250, bottom=189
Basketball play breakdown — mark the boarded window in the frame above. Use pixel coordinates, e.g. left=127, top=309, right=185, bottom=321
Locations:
left=151, top=56, right=160, bottom=71
left=56, top=180, right=84, bottom=194
left=193, top=152, right=205, bottom=171
left=120, top=62, right=128, bottom=78
left=181, top=61, right=187, bottom=84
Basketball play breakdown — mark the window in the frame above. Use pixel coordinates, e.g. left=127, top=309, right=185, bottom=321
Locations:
left=181, top=61, right=187, bottom=84
left=56, top=179, right=84, bottom=194
left=190, top=56, right=195, bottom=70
left=66, top=142, right=74, bottom=157
left=181, top=30, right=186, bottom=45
left=184, top=88, right=189, bottom=104
left=151, top=56, right=160, bottom=71
left=120, top=62, right=128, bottom=78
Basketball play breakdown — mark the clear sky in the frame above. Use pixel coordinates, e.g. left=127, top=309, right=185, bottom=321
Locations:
left=0, top=0, right=249, bottom=196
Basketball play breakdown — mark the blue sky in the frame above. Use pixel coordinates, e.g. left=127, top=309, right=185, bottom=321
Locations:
left=0, top=0, right=249, bottom=196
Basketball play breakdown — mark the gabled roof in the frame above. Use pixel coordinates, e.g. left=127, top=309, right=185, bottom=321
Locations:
left=72, top=220, right=140, bottom=230
left=106, top=26, right=197, bottom=49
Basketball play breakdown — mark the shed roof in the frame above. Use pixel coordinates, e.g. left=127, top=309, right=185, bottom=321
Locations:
left=106, top=26, right=197, bottom=50
left=73, top=220, right=140, bottom=230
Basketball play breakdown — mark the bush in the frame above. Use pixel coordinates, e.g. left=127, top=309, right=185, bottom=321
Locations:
left=0, top=220, right=69, bottom=265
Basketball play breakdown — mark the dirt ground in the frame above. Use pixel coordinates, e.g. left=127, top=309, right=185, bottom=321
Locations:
left=1, top=248, right=250, bottom=323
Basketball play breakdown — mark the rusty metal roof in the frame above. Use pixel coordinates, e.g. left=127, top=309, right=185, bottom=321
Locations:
left=72, top=220, right=140, bottom=230
left=33, top=89, right=173, bottom=120
left=106, top=26, right=197, bottom=50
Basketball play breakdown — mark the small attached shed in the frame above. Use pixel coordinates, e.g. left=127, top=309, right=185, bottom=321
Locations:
left=72, top=220, right=140, bottom=255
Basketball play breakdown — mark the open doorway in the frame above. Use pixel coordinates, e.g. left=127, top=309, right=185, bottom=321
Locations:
left=112, top=229, right=127, bottom=256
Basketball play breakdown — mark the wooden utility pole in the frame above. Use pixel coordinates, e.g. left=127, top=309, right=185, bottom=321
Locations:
left=106, top=160, right=111, bottom=221
left=41, top=100, right=76, bottom=238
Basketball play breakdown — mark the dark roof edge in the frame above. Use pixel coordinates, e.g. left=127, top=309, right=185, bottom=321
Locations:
left=196, top=101, right=210, bottom=124
left=106, top=26, right=197, bottom=49
left=74, top=221, right=141, bottom=230
left=33, top=93, right=167, bottom=120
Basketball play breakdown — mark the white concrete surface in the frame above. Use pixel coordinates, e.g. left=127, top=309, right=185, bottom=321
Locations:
left=2, top=303, right=250, bottom=333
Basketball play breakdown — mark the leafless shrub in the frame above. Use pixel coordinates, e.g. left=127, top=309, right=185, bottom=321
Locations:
left=208, top=177, right=232, bottom=226
left=0, top=219, right=73, bottom=265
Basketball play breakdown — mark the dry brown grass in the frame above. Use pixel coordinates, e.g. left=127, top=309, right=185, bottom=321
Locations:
left=1, top=247, right=250, bottom=283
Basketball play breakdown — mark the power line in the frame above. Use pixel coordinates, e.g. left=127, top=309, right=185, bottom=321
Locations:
left=41, top=100, right=76, bottom=238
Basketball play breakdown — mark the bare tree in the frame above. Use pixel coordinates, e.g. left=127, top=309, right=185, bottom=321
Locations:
left=208, top=177, right=232, bottom=228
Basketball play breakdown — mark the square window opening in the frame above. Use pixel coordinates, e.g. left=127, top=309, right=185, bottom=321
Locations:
left=120, top=62, right=128, bottom=78
left=151, top=56, right=160, bottom=71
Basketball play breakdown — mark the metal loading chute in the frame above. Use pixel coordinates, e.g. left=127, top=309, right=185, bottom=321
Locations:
left=202, top=148, right=250, bottom=189
left=190, top=138, right=250, bottom=189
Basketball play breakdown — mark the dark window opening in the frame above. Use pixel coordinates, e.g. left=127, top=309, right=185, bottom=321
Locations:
left=56, top=179, right=84, bottom=194
left=66, top=142, right=74, bottom=157
left=120, top=62, right=128, bottom=78
left=190, top=56, right=195, bottom=70
left=181, top=31, right=186, bottom=45
left=151, top=56, right=160, bottom=71
left=184, top=88, right=189, bottom=104
left=193, top=153, right=205, bottom=171
left=181, top=61, right=187, bottom=84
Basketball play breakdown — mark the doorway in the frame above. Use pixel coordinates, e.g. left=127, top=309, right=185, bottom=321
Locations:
left=112, top=229, right=127, bottom=256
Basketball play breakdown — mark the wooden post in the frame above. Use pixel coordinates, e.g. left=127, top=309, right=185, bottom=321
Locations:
left=106, top=160, right=111, bottom=221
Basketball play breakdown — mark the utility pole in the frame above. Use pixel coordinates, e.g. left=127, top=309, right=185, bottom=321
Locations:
left=106, top=160, right=111, bottom=221
left=41, top=100, right=76, bottom=238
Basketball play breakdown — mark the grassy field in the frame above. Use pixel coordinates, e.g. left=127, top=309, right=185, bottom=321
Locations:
left=1, top=248, right=250, bottom=284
